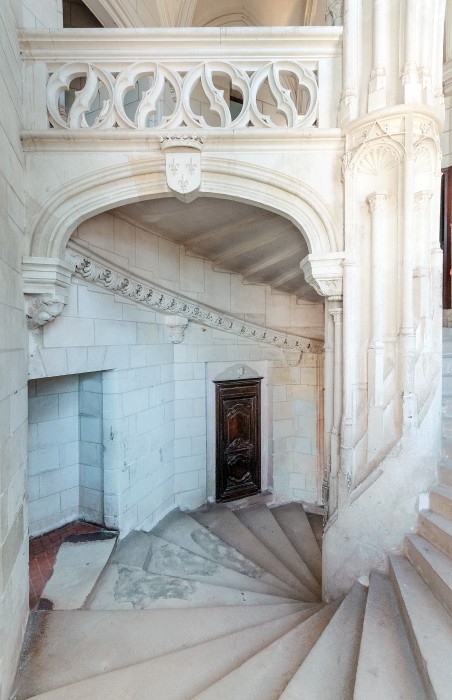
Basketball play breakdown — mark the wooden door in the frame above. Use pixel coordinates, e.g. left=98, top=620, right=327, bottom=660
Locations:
left=215, top=378, right=262, bottom=502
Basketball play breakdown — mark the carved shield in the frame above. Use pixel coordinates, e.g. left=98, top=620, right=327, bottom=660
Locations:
left=165, top=152, right=201, bottom=195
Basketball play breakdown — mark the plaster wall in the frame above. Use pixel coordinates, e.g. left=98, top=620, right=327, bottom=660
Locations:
left=0, top=1, right=29, bottom=696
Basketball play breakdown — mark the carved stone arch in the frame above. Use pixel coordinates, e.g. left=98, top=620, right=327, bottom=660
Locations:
left=28, top=157, right=340, bottom=261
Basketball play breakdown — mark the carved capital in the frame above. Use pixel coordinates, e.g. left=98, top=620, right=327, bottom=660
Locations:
left=165, top=315, right=188, bottom=344
left=22, top=256, right=74, bottom=300
left=26, top=294, right=65, bottom=329
left=329, top=308, right=343, bottom=324
left=367, top=192, right=388, bottom=214
left=301, top=252, right=345, bottom=299
left=414, top=190, right=433, bottom=211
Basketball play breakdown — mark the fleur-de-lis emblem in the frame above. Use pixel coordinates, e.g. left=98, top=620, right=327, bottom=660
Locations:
left=169, top=158, right=179, bottom=175
left=178, top=174, right=189, bottom=192
left=186, top=157, right=197, bottom=174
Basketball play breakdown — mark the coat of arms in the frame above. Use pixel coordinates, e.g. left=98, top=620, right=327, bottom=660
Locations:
left=160, top=135, right=204, bottom=203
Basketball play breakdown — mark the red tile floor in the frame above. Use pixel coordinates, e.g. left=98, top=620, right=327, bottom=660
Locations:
left=29, top=521, right=103, bottom=609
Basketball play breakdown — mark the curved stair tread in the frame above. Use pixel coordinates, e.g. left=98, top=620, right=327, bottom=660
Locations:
left=270, top=502, right=322, bottom=584
left=404, top=534, right=452, bottom=616
left=143, top=533, right=300, bottom=599
left=88, top=562, right=300, bottom=610
left=353, top=572, right=426, bottom=700
left=151, top=510, right=300, bottom=599
left=418, top=509, right=452, bottom=559
left=26, top=610, right=316, bottom=700
left=112, top=530, right=152, bottom=568
left=430, top=485, right=452, bottom=519
left=192, top=506, right=319, bottom=601
left=389, top=554, right=452, bottom=700
left=14, top=604, right=313, bottom=699
left=192, top=602, right=339, bottom=700
left=439, top=462, right=452, bottom=488
left=235, top=504, right=321, bottom=597
left=279, top=581, right=368, bottom=700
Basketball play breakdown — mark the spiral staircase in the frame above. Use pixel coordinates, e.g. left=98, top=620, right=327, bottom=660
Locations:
left=11, top=331, right=452, bottom=700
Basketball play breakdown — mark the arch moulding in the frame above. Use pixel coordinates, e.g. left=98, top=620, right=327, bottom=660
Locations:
left=23, top=157, right=342, bottom=300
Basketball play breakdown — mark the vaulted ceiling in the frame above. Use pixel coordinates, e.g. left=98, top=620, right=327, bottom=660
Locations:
left=114, top=198, right=320, bottom=302
left=82, top=0, right=328, bottom=28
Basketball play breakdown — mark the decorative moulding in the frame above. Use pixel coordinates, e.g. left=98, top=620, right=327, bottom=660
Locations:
left=22, top=256, right=74, bottom=299
left=66, top=244, right=323, bottom=354
left=300, top=252, right=345, bottom=300
left=165, top=315, right=188, bottom=343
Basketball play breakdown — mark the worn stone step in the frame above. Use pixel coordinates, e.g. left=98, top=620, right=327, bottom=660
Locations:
left=235, top=504, right=321, bottom=597
left=279, top=581, right=368, bottom=700
left=270, top=502, right=322, bottom=584
left=192, top=506, right=318, bottom=601
left=353, top=572, right=426, bottom=700
left=442, top=375, right=452, bottom=392
left=442, top=338, right=452, bottom=353
left=151, top=510, right=299, bottom=599
left=389, top=554, right=452, bottom=700
left=27, top=610, right=314, bottom=699
left=430, top=485, right=452, bottom=519
left=142, top=533, right=299, bottom=599
left=13, top=603, right=313, bottom=699
left=439, top=462, right=452, bottom=488
left=442, top=415, right=452, bottom=439
left=89, top=561, right=302, bottom=610
left=192, top=602, right=339, bottom=700
left=442, top=354, right=452, bottom=375
left=404, top=534, right=452, bottom=615
left=418, top=509, right=452, bottom=558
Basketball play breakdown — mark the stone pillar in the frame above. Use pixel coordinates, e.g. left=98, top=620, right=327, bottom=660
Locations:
left=368, top=0, right=387, bottom=111
left=339, top=0, right=359, bottom=123
left=328, top=304, right=343, bottom=517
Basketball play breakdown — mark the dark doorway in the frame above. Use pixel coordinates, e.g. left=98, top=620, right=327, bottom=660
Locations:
left=215, top=378, right=262, bottom=502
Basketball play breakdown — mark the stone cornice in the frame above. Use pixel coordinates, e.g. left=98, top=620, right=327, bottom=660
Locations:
left=19, top=27, right=343, bottom=64
left=20, top=129, right=343, bottom=153
left=66, top=244, right=323, bottom=354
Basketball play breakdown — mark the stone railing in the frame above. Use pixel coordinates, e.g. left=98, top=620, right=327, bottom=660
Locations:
left=20, top=27, right=342, bottom=133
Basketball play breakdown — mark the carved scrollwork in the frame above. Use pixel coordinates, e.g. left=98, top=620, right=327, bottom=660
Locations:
left=66, top=246, right=323, bottom=353
left=46, top=60, right=319, bottom=130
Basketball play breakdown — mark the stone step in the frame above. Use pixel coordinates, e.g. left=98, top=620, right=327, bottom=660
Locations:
left=279, top=581, right=368, bottom=700
left=27, top=610, right=315, bottom=699
left=192, top=505, right=318, bottom=601
left=89, top=561, right=302, bottom=610
left=234, top=504, right=321, bottom=597
left=442, top=375, right=452, bottom=392
left=270, top=502, right=322, bottom=584
left=442, top=353, right=452, bottom=374
left=404, top=534, right=452, bottom=616
left=418, top=509, right=452, bottom=558
left=442, top=338, right=452, bottom=353
left=151, top=510, right=299, bottom=599
left=13, top=603, right=314, bottom=699
left=142, top=533, right=299, bottom=599
left=353, top=572, right=426, bottom=700
left=40, top=536, right=117, bottom=610
left=439, top=462, right=452, bottom=488
left=430, top=484, right=452, bottom=519
left=192, top=602, right=339, bottom=700
left=389, top=554, right=452, bottom=700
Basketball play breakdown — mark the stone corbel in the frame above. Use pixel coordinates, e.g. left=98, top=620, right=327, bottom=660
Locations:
left=22, top=256, right=74, bottom=329
left=300, top=252, right=346, bottom=301
left=165, top=315, right=189, bottom=344
left=282, top=348, right=302, bottom=367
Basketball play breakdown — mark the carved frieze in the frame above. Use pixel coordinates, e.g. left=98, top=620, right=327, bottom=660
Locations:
left=26, top=294, right=65, bottom=330
left=66, top=246, right=323, bottom=354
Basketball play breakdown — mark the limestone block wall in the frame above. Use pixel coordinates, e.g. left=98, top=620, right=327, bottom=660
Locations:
left=28, top=208, right=324, bottom=538
left=0, top=1, right=31, bottom=696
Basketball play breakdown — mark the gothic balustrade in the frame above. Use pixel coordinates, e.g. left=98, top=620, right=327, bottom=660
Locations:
left=19, top=27, right=342, bottom=133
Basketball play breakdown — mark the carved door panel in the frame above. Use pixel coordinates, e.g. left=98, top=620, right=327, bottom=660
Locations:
left=215, top=378, right=262, bottom=502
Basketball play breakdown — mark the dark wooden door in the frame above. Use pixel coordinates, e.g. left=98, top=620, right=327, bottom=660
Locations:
left=215, top=378, right=262, bottom=502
